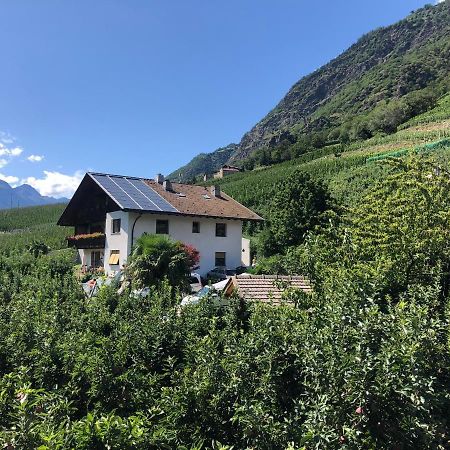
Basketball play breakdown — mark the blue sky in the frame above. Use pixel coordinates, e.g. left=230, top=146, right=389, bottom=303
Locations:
left=0, top=0, right=436, bottom=197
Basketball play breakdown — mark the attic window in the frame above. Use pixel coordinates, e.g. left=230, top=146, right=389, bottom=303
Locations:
left=203, top=194, right=211, bottom=199
left=192, top=221, right=200, bottom=233
left=177, top=193, right=186, bottom=197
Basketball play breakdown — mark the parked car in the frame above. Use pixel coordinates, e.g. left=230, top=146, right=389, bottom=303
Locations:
left=189, top=272, right=203, bottom=293
left=234, top=265, right=248, bottom=275
left=206, top=266, right=236, bottom=280
left=180, top=279, right=229, bottom=307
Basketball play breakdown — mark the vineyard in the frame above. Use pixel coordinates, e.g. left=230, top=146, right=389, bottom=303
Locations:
left=0, top=203, right=71, bottom=255
left=1, top=154, right=450, bottom=448
left=212, top=102, right=450, bottom=216
left=0, top=72, right=449, bottom=450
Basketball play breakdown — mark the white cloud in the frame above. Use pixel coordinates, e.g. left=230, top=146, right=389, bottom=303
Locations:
left=0, top=173, right=19, bottom=185
left=22, top=170, right=83, bottom=198
left=27, top=154, right=44, bottom=162
left=0, top=145, right=23, bottom=157
left=10, top=147, right=23, bottom=156
left=0, top=159, right=7, bottom=169
left=0, top=131, right=15, bottom=145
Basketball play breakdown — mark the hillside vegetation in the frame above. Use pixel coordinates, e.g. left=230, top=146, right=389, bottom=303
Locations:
left=1, top=3, right=450, bottom=446
left=211, top=93, right=450, bottom=218
left=0, top=203, right=71, bottom=255
left=1, top=151, right=450, bottom=448
left=1, top=117, right=450, bottom=448
left=171, top=1, right=450, bottom=181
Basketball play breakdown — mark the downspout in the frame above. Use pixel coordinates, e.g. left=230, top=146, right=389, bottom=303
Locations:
left=130, top=213, right=143, bottom=255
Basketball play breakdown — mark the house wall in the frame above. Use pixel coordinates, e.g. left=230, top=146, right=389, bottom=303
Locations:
left=119, top=213, right=244, bottom=277
left=77, top=249, right=105, bottom=269
left=78, top=249, right=87, bottom=265
left=104, top=210, right=130, bottom=274
left=241, top=237, right=251, bottom=267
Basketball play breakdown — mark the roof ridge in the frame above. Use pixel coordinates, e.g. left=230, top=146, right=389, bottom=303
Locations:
left=88, top=171, right=145, bottom=181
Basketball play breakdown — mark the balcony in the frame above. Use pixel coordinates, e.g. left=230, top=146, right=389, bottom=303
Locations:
left=67, top=232, right=106, bottom=249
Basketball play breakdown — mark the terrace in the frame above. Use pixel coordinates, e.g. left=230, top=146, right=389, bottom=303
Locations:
left=67, top=232, right=105, bottom=249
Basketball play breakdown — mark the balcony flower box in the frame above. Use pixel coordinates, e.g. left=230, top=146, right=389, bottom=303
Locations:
left=67, top=232, right=106, bottom=249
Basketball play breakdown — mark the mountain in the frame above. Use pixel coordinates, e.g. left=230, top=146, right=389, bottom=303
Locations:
left=0, top=181, right=68, bottom=210
left=170, top=1, right=450, bottom=181
left=167, top=143, right=237, bottom=182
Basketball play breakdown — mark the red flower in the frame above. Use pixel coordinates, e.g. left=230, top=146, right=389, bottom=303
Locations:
left=355, top=406, right=363, bottom=414
left=180, top=243, right=200, bottom=268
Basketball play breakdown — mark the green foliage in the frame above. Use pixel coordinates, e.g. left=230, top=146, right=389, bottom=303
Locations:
left=0, top=204, right=72, bottom=256
left=0, top=245, right=449, bottom=448
left=263, top=171, right=334, bottom=254
left=0, top=203, right=66, bottom=232
left=167, top=143, right=237, bottom=183
left=347, top=156, right=450, bottom=299
left=127, top=234, right=193, bottom=292
left=1, top=101, right=450, bottom=448
left=173, top=2, right=450, bottom=180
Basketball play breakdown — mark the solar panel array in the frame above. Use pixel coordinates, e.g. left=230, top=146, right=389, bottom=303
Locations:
left=90, top=173, right=178, bottom=213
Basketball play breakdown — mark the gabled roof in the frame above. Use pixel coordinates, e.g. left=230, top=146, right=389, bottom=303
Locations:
left=224, top=275, right=311, bottom=305
left=145, top=179, right=262, bottom=221
left=58, top=172, right=263, bottom=226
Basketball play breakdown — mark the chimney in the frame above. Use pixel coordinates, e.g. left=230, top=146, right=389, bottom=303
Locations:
left=211, top=185, right=221, bottom=198
left=163, top=179, right=173, bottom=191
left=155, top=173, right=164, bottom=184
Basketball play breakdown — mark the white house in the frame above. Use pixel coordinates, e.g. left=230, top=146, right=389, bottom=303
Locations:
left=58, top=172, right=262, bottom=276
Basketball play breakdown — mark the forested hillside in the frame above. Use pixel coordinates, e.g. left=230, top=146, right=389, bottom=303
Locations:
left=171, top=1, right=450, bottom=181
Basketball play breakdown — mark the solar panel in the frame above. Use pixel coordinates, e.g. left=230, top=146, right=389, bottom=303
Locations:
left=91, top=174, right=140, bottom=209
left=131, top=179, right=178, bottom=212
left=89, top=173, right=178, bottom=213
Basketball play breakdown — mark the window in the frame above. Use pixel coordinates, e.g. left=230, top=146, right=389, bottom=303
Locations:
left=91, top=251, right=103, bottom=268
left=192, top=221, right=200, bottom=233
left=215, top=252, right=226, bottom=267
left=216, top=223, right=227, bottom=237
left=156, top=219, right=169, bottom=234
left=108, top=250, right=120, bottom=265
left=111, top=218, right=121, bottom=234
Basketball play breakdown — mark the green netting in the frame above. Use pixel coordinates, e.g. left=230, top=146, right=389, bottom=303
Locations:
left=366, top=139, right=450, bottom=163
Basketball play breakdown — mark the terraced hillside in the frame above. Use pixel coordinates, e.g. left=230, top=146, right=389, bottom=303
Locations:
left=171, top=1, right=450, bottom=181
left=210, top=93, right=450, bottom=218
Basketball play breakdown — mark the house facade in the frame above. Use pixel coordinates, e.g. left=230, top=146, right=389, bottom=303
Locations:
left=58, top=172, right=262, bottom=276
left=213, top=165, right=241, bottom=179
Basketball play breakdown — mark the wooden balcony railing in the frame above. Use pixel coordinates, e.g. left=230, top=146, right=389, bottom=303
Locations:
left=67, top=232, right=106, bottom=249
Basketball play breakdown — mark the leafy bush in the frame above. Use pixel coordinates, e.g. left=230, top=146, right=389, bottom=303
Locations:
left=126, top=234, right=197, bottom=292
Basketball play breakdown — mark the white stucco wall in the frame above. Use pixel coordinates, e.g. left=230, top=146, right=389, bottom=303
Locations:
left=78, top=248, right=105, bottom=268
left=118, top=213, right=244, bottom=276
left=104, top=210, right=130, bottom=274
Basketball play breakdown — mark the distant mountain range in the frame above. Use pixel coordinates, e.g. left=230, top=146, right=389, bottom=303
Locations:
left=169, top=1, right=450, bottom=181
left=0, top=180, right=68, bottom=209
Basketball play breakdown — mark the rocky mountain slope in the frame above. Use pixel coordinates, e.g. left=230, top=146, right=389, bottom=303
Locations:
left=170, top=1, right=450, bottom=181
left=167, top=143, right=237, bottom=182
left=0, top=180, right=67, bottom=210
